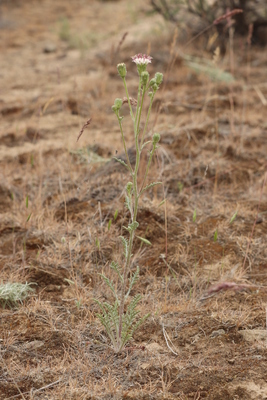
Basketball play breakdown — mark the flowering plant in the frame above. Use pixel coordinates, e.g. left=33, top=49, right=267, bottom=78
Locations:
left=95, top=54, right=163, bottom=352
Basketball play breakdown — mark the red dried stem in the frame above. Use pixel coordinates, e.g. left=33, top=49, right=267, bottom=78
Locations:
left=213, top=9, right=243, bottom=25
left=77, top=118, right=92, bottom=142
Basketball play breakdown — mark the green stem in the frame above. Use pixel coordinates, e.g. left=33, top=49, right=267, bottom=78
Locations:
left=117, top=116, right=134, bottom=174
left=136, top=85, right=146, bottom=138
left=140, top=145, right=156, bottom=194
left=116, top=74, right=160, bottom=352
left=140, top=92, right=155, bottom=148
left=122, top=77, right=134, bottom=122
left=117, top=226, right=135, bottom=350
left=134, top=78, right=142, bottom=133
left=118, top=132, right=141, bottom=350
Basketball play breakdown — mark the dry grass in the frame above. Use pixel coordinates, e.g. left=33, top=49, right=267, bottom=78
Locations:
left=0, top=0, right=267, bottom=399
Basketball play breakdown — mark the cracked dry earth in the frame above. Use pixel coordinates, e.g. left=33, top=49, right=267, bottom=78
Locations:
left=0, top=0, right=267, bottom=399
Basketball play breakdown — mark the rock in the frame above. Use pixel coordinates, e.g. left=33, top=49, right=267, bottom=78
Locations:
left=210, top=329, right=226, bottom=338
left=240, top=329, right=267, bottom=345
left=22, top=340, right=44, bottom=350
left=43, top=43, right=57, bottom=53
left=146, top=342, right=164, bottom=353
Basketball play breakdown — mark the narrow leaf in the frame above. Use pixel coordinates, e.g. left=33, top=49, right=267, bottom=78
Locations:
left=141, top=140, right=151, bottom=151
left=136, top=236, right=151, bottom=246
left=126, top=266, right=140, bottom=299
left=64, top=278, right=75, bottom=285
left=193, top=208, right=197, bottom=223
left=230, top=211, right=238, bottom=224
left=125, top=194, right=131, bottom=212
left=177, top=181, right=183, bottom=192
left=158, top=199, right=166, bottom=207
left=214, top=229, right=218, bottom=242
left=110, top=261, right=123, bottom=282
left=26, top=213, right=32, bottom=222
left=120, top=236, right=129, bottom=259
left=98, top=273, right=118, bottom=301
left=113, top=157, right=130, bottom=171
left=141, top=181, right=162, bottom=195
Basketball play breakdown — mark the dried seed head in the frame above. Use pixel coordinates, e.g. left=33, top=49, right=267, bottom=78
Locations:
left=122, top=97, right=137, bottom=106
left=213, top=9, right=243, bottom=25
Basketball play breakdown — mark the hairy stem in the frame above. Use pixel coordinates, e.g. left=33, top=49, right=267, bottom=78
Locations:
left=123, top=77, right=135, bottom=122
left=140, top=92, right=155, bottom=147
left=140, top=145, right=156, bottom=194
left=118, top=88, right=143, bottom=349
left=135, top=79, right=142, bottom=133
left=117, top=116, right=134, bottom=174
left=137, top=84, right=147, bottom=138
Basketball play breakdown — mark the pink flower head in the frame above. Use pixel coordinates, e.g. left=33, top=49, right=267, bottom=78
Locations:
left=132, top=54, right=152, bottom=66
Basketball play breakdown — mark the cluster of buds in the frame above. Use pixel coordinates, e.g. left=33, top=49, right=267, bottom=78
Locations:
left=112, top=98, right=123, bottom=118
left=152, top=133, right=160, bottom=146
left=114, top=54, right=163, bottom=115
left=148, top=72, right=163, bottom=93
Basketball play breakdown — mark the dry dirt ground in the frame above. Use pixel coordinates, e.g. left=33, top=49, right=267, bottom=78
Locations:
left=0, top=0, right=267, bottom=399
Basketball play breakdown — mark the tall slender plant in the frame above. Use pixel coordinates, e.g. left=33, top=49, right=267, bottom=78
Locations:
left=95, top=54, right=163, bottom=353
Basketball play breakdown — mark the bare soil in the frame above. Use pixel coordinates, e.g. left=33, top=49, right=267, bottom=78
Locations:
left=0, top=1, right=267, bottom=399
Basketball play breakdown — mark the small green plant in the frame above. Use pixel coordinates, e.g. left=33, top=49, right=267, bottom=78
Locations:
left=59, top=18, right=71, bottom=42
left=95, top=54, right=163, bottom=353
left=0, top=282, right=36, bottom=309
left=58, top=18, right=97, bottom=53
left=177, top=181, right=184, bottom=192
left=230, top=211, right=237, bottom=224
left=95, top=237, right=100, bottom=250
left=193, top=208, right=197, bottom=223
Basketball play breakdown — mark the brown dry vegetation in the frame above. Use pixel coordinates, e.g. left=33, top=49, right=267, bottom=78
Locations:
left=0, top=0, right=267, bottom=399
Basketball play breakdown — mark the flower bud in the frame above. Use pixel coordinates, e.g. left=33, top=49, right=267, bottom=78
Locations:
left=155, top=72, right=163, bottom=85
left=148, top=78, right=159, bottom=92
left=126, top=182, right=133, bottom=194
left=117, top=63, right=127, bottom=78
left=151, top=83, right=159, bottom=92
left=112, top=98, right=123, bottom=113
left=149, top=78, right=156, bottom=87
left=152, top=133, right=160, bottom=145
left=141, top=71, right=149, bottom=86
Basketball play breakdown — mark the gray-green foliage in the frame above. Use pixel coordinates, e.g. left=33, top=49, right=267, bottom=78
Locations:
left=95, top=265, right=148, bottom=352
left=95, top=55, right=163, bottom=352
left=0, top=282, right=35, bottom=309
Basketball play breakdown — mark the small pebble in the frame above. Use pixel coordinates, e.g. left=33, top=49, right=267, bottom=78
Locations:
left=210, top=329, right=226, bottom=338
left=43, top=43, right=57, bottom=53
